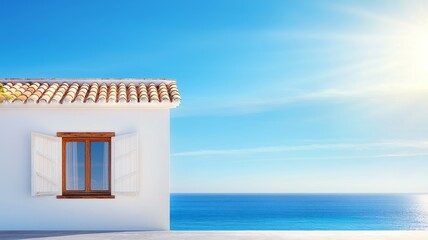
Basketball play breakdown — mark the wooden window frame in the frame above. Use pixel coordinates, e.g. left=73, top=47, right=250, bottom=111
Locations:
left=57, top=132, right=115, bottom=199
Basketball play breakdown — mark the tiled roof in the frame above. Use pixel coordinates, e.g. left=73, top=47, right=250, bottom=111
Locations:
left=0, top=79, right=181, bottom=108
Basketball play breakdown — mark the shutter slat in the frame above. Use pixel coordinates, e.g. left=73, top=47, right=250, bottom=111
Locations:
left=35, top=172, right=57, bottom=185
left=114, top=149, right=138, bottom=161
left=35, top=151, right=56, bottom=163
left=115, top=171, right=138, bottom=182
left=31, top=133, right=62, bottom=196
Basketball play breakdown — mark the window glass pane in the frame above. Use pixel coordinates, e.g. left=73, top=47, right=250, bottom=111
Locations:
left=66, top=142, right=85, bottom=190
left=91, top=141, right=109, bottom=190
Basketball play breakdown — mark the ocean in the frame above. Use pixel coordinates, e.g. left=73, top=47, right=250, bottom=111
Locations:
left=170, top=193, right=428, bottom=230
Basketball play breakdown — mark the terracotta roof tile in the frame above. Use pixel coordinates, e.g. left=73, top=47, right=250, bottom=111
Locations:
left=0, top=79, right=181, bottom=107
left=98, top=83, right=108, bottom=103
left=138, top=83, right=149, bottom=103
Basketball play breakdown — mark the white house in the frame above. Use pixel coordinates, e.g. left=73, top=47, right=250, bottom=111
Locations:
left=0, top=78, right=181, bottom=230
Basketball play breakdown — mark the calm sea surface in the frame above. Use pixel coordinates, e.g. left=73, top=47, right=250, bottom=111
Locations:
left=170, top=194, right=428, bottom=230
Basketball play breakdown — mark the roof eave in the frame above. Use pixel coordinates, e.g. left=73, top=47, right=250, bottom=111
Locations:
left=0, top=101, right=181, bottom=109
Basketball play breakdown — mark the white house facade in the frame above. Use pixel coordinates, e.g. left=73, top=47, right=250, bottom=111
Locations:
left=0, top=78, right=181, bottom=230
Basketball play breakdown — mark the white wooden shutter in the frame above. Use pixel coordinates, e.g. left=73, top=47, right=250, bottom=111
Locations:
left=112, top=133, right=139, bottom=195
left=31, top=133, right=62, bottom=196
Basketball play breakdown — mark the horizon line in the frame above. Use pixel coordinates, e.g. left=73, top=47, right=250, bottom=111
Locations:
left=170, top=192, right=428, bottom=194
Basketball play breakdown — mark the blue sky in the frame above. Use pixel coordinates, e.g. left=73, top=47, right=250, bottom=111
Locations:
left=1, top=0, right=428, bottom=193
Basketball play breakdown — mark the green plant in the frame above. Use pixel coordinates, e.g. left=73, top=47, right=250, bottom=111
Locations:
left=0, top=83, right=12, bottom=103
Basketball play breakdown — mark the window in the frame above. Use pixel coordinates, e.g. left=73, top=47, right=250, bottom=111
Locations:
left=31, top=132, right=140, bottom=197
left=57, top=132, right=115, bottom=199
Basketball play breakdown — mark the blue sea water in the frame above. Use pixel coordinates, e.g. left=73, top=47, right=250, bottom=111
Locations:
left=170, top=194, right=428, bottom=230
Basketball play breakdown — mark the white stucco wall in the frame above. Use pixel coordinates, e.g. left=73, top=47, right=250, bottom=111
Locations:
left=0, top=108, right=170, bottom=230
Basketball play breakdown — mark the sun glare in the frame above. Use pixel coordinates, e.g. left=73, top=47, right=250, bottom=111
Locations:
left=397, top=30, right=428, bottom=73
left=411, top=194, right=428, bottom=229
left=355, top=12, right=428, bottom=93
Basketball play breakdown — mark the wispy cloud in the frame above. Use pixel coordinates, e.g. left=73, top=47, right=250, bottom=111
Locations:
left=173, top=83, right=428, bottom=118
left=173, top=1, right=428, bottom=119
left=328, top=2, right=419, bottom=31
left=172, top=140, right=428, bottom=157
left=227, top=152, right=428, bottom=163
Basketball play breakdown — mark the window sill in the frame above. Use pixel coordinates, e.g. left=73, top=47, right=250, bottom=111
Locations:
left=57, top=195, right=115, bottom=199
